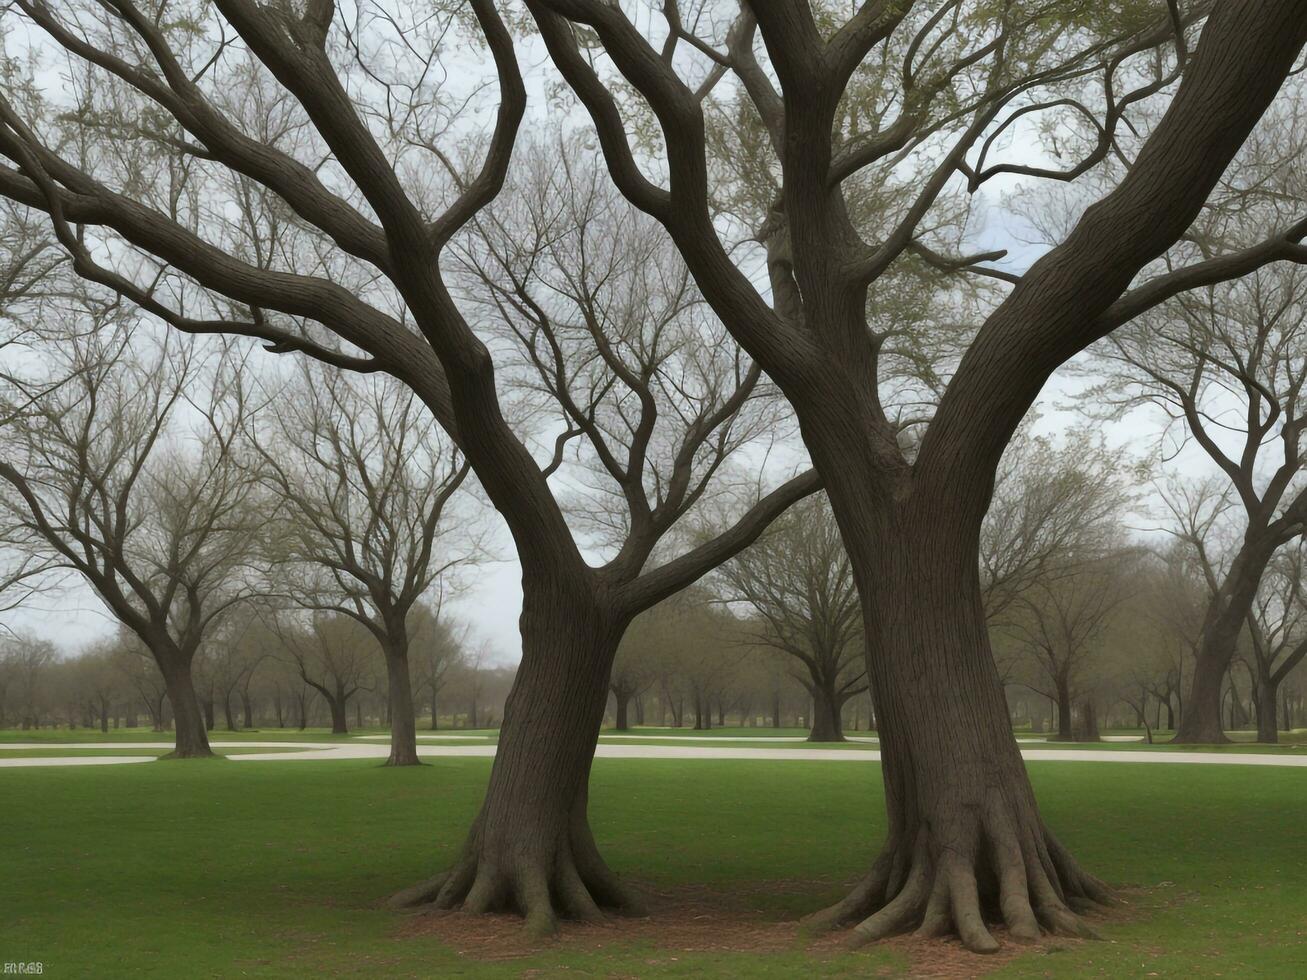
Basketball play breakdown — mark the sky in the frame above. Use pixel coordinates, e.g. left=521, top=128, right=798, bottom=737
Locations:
left=0, top=4, right=1233, bottom=664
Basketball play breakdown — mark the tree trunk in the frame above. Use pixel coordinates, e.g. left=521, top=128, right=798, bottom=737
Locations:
left=804, top=495, right=1106, bottom=952
left=157, top=658, right=213, bottom=758
left=202, top=695, right=215, bottom=731
left=389, top=590, right=642, bottom=933
left=383, top=642, right=422, bottom=766
left=1076, top=701, right=1100, bottom=743
left=1255, top=670, right=1279, bottom=744
left=242, top=692, right=254, bottom=729
left=772, top=692, right=781, bottom=728
left=223, top=694, right=238, bottom=731
left=1054, top=679, right=1073, bottom=741
left=99, top=702, right=109, bottom=734
left=1175, top=543, right=1274, bottom=743
left=807, top=682, right=845, bottom=742
left=613, top=688, right=630, bottom=731
left=430, top=686, right=440, bottom=730
left=326, top=688, right=348, bottom=735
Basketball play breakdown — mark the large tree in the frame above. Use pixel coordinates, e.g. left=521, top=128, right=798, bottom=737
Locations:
left=6, top=0, right=1307, bottom=949
left=0, top=4, right=817, bottom=926
left=506, top=0, right=1307, bottom=950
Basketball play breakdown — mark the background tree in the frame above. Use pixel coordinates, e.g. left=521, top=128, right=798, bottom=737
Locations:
left=1089, top=251, right=1307, bottom=742
left=407, top=603, right=465, bottom=731
left=275, top=612, right=373, bottom=735
left=1246, top=540, right=1307, bottom=742
left=0, top=322, right=265, bottom=756
left=254, top=363, right=473, bottom=764
left=712, top=495, right=864, bottom=741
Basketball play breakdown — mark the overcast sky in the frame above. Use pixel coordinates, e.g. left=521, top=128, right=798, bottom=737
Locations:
left=0, top=8, right=1226, bottom=664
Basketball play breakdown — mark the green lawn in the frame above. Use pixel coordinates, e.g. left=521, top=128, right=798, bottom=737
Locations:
left=3, top=756, right=1305, bottom=978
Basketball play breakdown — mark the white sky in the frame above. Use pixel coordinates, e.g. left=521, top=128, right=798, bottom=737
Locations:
left=0, top=6, right=1241, bottom=662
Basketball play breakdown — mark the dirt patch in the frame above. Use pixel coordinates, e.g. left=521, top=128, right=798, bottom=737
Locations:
left=394, top=880, right=1141, bottom=976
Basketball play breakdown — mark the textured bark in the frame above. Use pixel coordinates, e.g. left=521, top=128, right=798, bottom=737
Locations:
left=1174, top=545, right=1272, bottom=742
left=382, top=642, right=422, bottom=766
left=1256, top=674, right=1279, bottom=744
left=803, top=507, right=1108, bottom=951
left=158, top=658, right=213, bottom=759
left=390, top=589, right=643, bottom=933
left=808, top=682, right=845, bottom=742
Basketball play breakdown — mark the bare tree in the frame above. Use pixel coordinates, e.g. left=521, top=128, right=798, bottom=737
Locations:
left=0, top=322, right=265, bottom=756
left=275, top=612, right=373, bottom=734
left=1009, top=548, right=1140, bottom=741
left=713, top=495, right=865, bottom=741
left=253, top=363, right=473, bottom=764
left=6, top=0, right=1307, bottom=946
left=503, top=0, right=1307, bottom=947
left=0, top=5, right=818, bottom=927
left=1090, top=256, right=1307, bottom=741
left=1246, top=540, right=1307, bottom=742
left=408, top=603, right=465, bottom=731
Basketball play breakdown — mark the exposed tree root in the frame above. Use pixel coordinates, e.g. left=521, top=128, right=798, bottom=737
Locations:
left=803, top=792, right=1111, bottom=954
left=389, top=814, right=644, bottom=937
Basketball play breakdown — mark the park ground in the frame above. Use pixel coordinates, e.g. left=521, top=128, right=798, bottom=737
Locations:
left=2, top=730, right=1306, bottom=978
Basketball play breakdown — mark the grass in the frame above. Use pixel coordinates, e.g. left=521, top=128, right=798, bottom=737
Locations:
left=3, top=755, right=1306, bottom=978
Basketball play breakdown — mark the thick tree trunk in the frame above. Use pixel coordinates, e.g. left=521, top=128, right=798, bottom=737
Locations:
left=328, top=692, right=348, bottom=735
left=1175, top=546, right=1273, bottom=743
left=1077, top=701, right=1100, bottom=743
left=613, top=689, right=630, bottom=731
left=1255, top=672, right=1279, bottom=744
left=390, top=592, right=641, bottom=933
left=383, top=643, right=422, bottom=766
left=805, top=490, right=1106, bottom=952
left=158, top=658, right=213, bottom=759
left=807, top=682, right=845, bottom=742
left=1054, top=680, right=1073, bottom=741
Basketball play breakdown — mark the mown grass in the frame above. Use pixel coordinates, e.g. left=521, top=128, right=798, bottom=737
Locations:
left=3, top=754, right=1306, bottom=978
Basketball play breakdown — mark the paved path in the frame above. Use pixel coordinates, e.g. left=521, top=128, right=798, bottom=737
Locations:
left=2, top=739, right=1304, bottom=768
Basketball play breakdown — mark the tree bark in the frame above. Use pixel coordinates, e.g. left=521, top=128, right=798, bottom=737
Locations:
left=389, top=592, right=642, bottom=933
left=613, top=689, right=630, bottom=731
left=1255, top=671, right=1279, bottom=744
left=1174, top=542, right=1275, bottom=742
left=804, top=473, right=1106, bottom=951
left=808, top=682, right=845, bottom=742
left=1054, top=680, right=1073, bottom=741
left=429, top=686, right=440, bottom=730
left=328, top=691, right=348, bottom=735
left=383, top=642, right=422, bottom=766
left=158, top=658, right=213, bottom=758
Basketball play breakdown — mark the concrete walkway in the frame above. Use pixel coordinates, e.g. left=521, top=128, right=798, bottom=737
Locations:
left=2, top=738, right=1304, bottom=768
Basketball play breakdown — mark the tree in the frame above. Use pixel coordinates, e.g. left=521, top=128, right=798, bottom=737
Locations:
left=408, top=603, right=465, bottom=731
left=712, top=495, right=865, bottom=741
left=275, top=612, right=373, bottom=735
left=2, top=634, right=54, bottom=729
left=0, top=322, right=265, bottom=756
left=1089, top=223, right=1307, bottom=742
left=506, top=0, right=1307, bottom=949
left=1246, top=540, right=1307, bottom=742
left=0, top=7, right=818, bottom=927
left=8, top=0, right=1307, bottom=947
left=254, top=363, right=473, bottom=764
left=1009, top=548, right=1140, bottom=741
